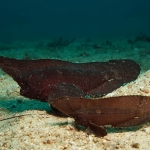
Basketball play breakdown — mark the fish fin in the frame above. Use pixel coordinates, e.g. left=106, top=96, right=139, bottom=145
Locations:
left=87, top=122, right=107, bottom=137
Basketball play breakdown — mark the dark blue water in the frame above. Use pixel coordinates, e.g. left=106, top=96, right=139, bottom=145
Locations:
left=0, top=0, right=150, bottom=41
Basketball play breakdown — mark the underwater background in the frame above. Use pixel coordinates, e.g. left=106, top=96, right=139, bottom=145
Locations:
left=0, top=0, right=149, bottom=72
left=0, top=1, right=150, bottom=149
left=0, top=0, right=150, bottom=41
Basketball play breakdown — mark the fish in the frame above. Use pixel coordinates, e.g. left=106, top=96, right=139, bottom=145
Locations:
left=0, top=56, right=142, bottom=136
left=49, top=95, right=150, bottom=136
left=0, top=56, right=140, bottom=101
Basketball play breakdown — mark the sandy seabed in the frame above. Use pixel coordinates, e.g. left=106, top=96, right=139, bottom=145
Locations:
left=0, top=38, right=150, bottom=150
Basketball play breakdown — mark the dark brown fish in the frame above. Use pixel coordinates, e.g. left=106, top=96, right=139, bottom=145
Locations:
left=49, top=95, right=150, bottom=136
left=0, top=56, right=140, bottom=101
left=0, top=56, right=143, bottom=136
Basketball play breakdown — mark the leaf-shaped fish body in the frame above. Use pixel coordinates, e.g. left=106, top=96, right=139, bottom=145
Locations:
left=0, top=57, right=140, bottom=101
left=50, top=96, right=150, bottom=136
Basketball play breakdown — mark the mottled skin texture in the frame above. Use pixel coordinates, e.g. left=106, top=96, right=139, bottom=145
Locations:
left=0, top=56, right=140, bottom=101
left=0, top=56, right=142, bottom=136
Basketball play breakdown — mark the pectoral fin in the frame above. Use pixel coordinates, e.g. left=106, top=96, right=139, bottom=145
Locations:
left=87, top=122, right=107, bottom=137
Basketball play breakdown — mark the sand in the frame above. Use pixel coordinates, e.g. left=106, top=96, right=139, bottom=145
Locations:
left=0, top=37, right=150, bottom=150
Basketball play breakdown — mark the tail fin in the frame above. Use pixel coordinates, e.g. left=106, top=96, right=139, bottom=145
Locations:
left=0, top=56, right=23, bottom=79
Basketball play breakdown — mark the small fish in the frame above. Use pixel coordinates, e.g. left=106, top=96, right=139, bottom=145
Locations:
left=50, top=95, right=150, bottom=137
